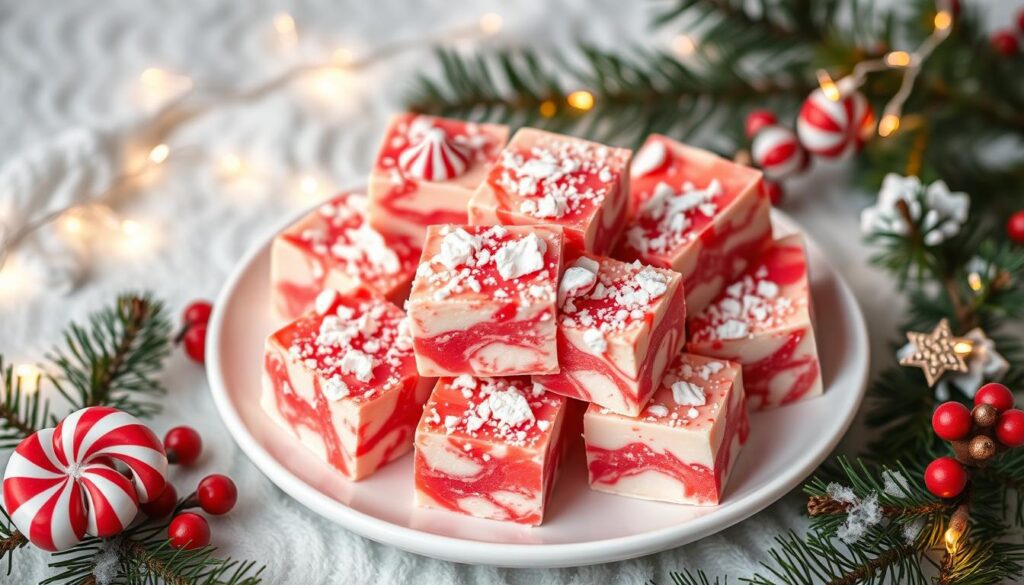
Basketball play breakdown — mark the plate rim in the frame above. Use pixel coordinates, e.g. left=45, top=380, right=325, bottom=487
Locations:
left=207, top=206, right=870, bottom=568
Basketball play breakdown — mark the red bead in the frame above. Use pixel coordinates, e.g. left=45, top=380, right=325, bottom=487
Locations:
left=168, top=512, right=211, bottom=550
left=141, top=482, right=178, bottom=518
left=760, top=180, right=784, bottom=205
left=183, top=323, right=207, bottom=364
left=745, top=110, right=777, bottom=139
left=182, top=300, right=213, bottom=326
left=932, top=402, right=972, bottom=441
left=975, top=383, right=1015, bottom=412
left=992, top=31, right=1019, bottom=56
left=164, top=426, right=203, bottom=466
left=924, top=457, right=968, bottom=499
left=996, top=409, right=1024, bottom=447
left=1008, top=211, right=1024, bottom=243
left=197, top=474, right=238, bottom=515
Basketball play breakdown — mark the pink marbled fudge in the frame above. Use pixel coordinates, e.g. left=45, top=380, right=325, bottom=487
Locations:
left=583, top=353, right=748, bottom=505
left=617, top=135, right=772, bottom=315
left=407, top=224, right=564, bottom=377
left=532, top=254, right=686, bottom=417
left=270, top=191, right=420, bottom=322
left=368, top=113, right=508, bottom=242
left=687, top=234, right=822, bottom=410
left=413, top=376, right=570, bottom=525
left=261, top=286, right=435, bottom=480
left=467, top=128, right=632, bottom=255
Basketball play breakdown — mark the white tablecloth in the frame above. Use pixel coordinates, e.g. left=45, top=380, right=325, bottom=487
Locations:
left=1, top=0, right=1015, bottom=582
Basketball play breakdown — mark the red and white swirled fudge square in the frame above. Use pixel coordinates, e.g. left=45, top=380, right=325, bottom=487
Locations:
left=584, top=353, right=749, bottom=505
left=261, top=286, right=435, bottom=480
left=407, top=224, right=564, bottom=377
left=617, top=135, right=771, bottom=316
left=467, top=128, right=632, bottom=255
left=368, top=113, right=509, bottom=242
left=532, top=254, right=687, bottom=417
left=687, top=234, right=822, bottom=410
left=414, top=376, right=570, bottom=525
left=271, top=191, right=421, bottom=322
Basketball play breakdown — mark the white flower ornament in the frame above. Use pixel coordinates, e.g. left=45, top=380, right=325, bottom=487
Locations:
left=860, top=173, right=969, bottom=246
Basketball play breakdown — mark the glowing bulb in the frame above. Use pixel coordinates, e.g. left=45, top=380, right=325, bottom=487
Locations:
left=968, top=272, right=983, bottom=292
left=14, top=364, right=41, bottom=394
left=217, top=153, right=244, bottom=179
left=885, top=51, right=911, bottom=67
left=274, top=12, right=298, bottom=48
left=944, top=526, right=959, bottom=554
left=140, top=67, right=168, bottom=87
left=538, top=100, right=557, bottom=118
left=0, top=258, right=33, bottom=300
left=121, top=219, right=142, bottom=238
left=148, top=144, right=170, bottom=165
left=672, top=35, right=696, bottom=57
left=479, top=13, right=503, bottom=35
left=816, top=70, right=841, bottom=102
left=61, top=215, right=84, bottom=236
left=567, top=90, right=595, bottom=111
left=293, top=174, right=331, bottom=204
left=307, top=68, right=348, bottom=102
left=953, top=341, right=973, bottom=356
left=878, top=114, right=900, bottom=137
left=332, top=48, right=355, bottom=67
left=934, top=10, right=952, bottom=31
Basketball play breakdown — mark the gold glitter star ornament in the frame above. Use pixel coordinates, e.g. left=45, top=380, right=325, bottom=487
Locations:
left=899, top=318, right=971, bottom=387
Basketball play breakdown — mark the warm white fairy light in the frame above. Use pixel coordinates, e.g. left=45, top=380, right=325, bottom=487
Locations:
left=672, top=34, right=697, bottom=57
left=274, top=12, right=298, bottom=49
left=14, top=364, right=41, bottom=394
left=216, top=153, right=245, bottom=179
left=479, top=13, right=503, bottom=35
left=148, top=143, right=170, bottom=165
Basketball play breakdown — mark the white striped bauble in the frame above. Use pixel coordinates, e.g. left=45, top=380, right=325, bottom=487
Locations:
left=2, top=407, right=168, bottom=551
left=750, top=124, right=808, bottom=180
left=398, top=127, right=470, bottom=182
left=796, top=89, right=875, bottom=158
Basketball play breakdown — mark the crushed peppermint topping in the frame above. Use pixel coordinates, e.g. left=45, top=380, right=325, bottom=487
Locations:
left=560, top=257, right=674, bottom=335
left=647, top=404, right=669, bottom=417
left=692, top=262, right=801, bottom=342
left=315, top=289, right=337, bottom=315
left=671, top=381, right=706, bottom=406
left=494, top=233, right=547, bottom=280
left=427, top=377, right=561, bottom=447
left=625, top=357, right=733, bottom=428
left=625, top=179, right=724, bottom=255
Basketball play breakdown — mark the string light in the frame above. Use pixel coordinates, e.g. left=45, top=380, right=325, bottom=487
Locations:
left=672, top=35, right=697, bottom=57
left=816, top=70, right=841, bottom=101
left=273, top=12, right=298, bottom=48
left=934, top=10, right=953, bottom=31
left=14, top=364, right=41, bottom=394
left=332, top=48, right=355, bottom=67
left=878, top=114, right=901, bottom=137
left=567, top=90, right=596, bottom=111
left=121, top=219, right=142, bottom=238
left=216, top=153, right=245, bottom=179
left=479, top=13, right=503, bottom=35
left=538, top=100, right=557, bottom=118
left=953, top=340, right=974, bottom=356
left=885, top=51, right=912, bottom=67
left=968, top=272, right=983, bottom=292
left=148, top=143, right=170, bottom=165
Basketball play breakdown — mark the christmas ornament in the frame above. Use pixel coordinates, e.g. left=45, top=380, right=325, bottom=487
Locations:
left=168, top=512, right=211, bottom=550
left=932, top=401, right=972, bottom=441
left=164, top=425, right=203, bottom=465
left=196, top=474, right=238, bottom=515
left=750, top=125, right=808, bottom=180
left=899, top=319, right=971, bottom=387
left=1007, top=210, right=1024, bottom=243
left=995, top=409, right=1024, bottom=448
left=2, top=407, right=168, bottom=551
left=901, top=327, right=1009, bottom=400
left=991, top=30, right=1019, bottom=56
left=744, top=110, right=777, bottom=139
left=861, top=174, right=969, bottom=246
left=924, top=456, right=967, bottom=499
left=398, top=127, right=470, bottom=181
left=796, top=88, right=874, bottom=158
left=975, top=382, right=1014, bottom=412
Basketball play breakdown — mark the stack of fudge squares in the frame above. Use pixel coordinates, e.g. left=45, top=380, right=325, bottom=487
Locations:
left=261, top=113, right=824, bottom=525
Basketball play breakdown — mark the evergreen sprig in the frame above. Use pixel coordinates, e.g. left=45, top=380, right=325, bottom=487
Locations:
left=0, top=358, right=51, bottom=448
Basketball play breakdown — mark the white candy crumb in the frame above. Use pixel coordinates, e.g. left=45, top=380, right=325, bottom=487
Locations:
left=582, top=328, right=607, bottom=354
left=494, top=233, right=547, bottom=280
left=647, top=404, right=669, bottom=417
left=314, top=289, right=337, bottom=315
left=671, top=381, right=707, bottom=406
left=322, top=376, right=350, bottom=400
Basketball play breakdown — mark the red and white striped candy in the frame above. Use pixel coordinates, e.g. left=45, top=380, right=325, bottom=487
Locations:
left=751, top=125, right=808, bottom=180
left=398, top=126, right=470, bottom=182
left=796, top=89, right=875, bottom=158
left=2, top=407, right=167, bottom=551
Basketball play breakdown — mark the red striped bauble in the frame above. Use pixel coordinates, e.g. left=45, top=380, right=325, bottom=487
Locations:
left=750, top=124, right=808, bottom=180
left=398, top=127, right=470, bottom=181
left=2, top=407, right=168, bottom=551
left=796, top=89, right=875, bottom=158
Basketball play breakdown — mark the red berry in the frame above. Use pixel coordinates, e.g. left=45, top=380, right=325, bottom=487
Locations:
left=168, top=512, right=211, bottom=550
left=932, top=401, right=972, bottom=441
left=975, top=383, right=1015, bottom=412
left=760, top=180, right=784, bottom=205
left=182, top=300, right=213, bottom=326
left=183, top=323, right=207, bottom=364
left=1008, top=211, right=1024, bottom=243
left=992, top=30, right=1019, bottom=56
left=197, top=474, right=238, bottom=515
left=745, top=110, right=777, bottom=139
left=164, top=426, right=203, bottom=466
left=924, top=457, right=968, bottom=499
left=996, top=409, right=1024, bottom=447
left=141, top=482, right=179, bottom=518
left=1018, top=9, right=1024, bottom=34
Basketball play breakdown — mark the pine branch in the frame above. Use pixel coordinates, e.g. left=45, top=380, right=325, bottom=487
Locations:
left=1, top=508, right=28, bottom=575
left=0, top=357, right=51, bottom=447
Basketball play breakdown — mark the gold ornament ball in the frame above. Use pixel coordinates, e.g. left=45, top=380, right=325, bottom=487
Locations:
left=973, top=403, right=998, bottom=427
left=969, top=435, right=996, bottom=461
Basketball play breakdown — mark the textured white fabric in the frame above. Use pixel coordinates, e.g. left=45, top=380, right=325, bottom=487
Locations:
left=0, top=0, right=1015, bottom=582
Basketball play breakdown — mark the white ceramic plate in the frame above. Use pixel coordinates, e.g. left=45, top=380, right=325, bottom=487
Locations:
left=207, top=208, right=869, bottom=568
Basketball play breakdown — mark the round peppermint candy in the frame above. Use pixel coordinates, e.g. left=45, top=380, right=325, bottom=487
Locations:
left=796, top=89, right=875, bottom=158
left=751, top=125, right=808, bottom=180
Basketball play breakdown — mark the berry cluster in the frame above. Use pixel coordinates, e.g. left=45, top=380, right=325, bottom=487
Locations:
left=178, top=300, right=213, bottom=364
left=146, top=425, right=239, bottom=550
left=990, top=9, right=1024, bottom=57
left=925, top=383, right=1024, bottom=499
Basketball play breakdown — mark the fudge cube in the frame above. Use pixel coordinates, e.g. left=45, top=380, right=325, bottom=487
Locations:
left=261, top=286, right=435, bottom=480
left=532, top=254, right=686, bottom=417
left=584, top=353, right=748, bottom=505
left=617, top=135, right=771, bottom=315
left=407, top=224, right=564, bottom=377
left=368, top=113, right=509, bottom=242
left=468, top=128, right=632, bottom=255
left=271, top=191, right=420, bottom=322
left=687, top=234, right=822, bottom=410
left=414, top=376, right=570, bottom=525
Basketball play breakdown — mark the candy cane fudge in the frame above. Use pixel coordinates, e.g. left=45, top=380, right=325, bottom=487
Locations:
left=617, top=135, right=772, bottom=315
left=261, top=286, right=434, bottom=480
left=407, top=224, right=565, bottom=377
left=467, top=128, right=632, bottom=255
left=687, top=234, right=822, bottom=410
left=368, top=113, right=509, bottom=242
left=413, top=376, right=570, bottom=525
left=583, top=353, right=748, bottom=505
left=532, top=254, right=686, bottom=417
left=270, top=191, right=420, bottom=322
